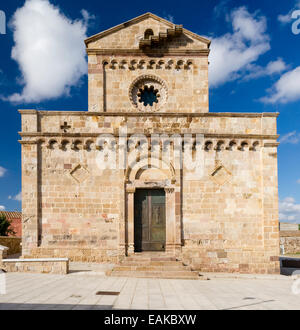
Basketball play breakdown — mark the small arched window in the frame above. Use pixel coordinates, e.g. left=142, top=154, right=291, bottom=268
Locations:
left=144, top=29, right=154, bottom=40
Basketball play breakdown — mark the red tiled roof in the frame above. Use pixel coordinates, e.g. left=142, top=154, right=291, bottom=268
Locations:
left=0, top=211, right=22, bottom=220
left=0, top=211, right=22, bottom=237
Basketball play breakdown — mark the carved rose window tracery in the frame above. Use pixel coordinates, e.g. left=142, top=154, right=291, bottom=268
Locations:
left=129, top=75, right=168, bottom=112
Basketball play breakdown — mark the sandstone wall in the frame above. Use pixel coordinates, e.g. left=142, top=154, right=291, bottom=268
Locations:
left=2, top=259, right=68, bottom=275
left=181, top=142, right=280, bottom=274
left=22, top=111, right=277, bottom=136
left=88, top=56, right=209, bottom=113
left=19, top=111, right=280, bottom=273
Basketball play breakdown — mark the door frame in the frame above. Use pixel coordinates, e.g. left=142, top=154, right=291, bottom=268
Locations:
left=125, top=182, right=181, bottom=256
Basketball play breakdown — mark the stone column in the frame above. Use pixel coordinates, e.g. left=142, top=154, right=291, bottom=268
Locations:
left=21, top=141, right=40, bottom=257
left=262, top=142, right=280, bottom=274
left=19, top=110, right=40, bottom=257
left=126, top=187, right=136, bottom=255
left=165, top=188, right=176, bottom=254
left=175, top=190, right=182, bottom=254
left=118, top=175, right=126, bottom=261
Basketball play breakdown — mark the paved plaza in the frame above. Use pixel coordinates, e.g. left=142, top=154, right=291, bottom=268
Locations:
left=0, top=270, right=299, bottom=310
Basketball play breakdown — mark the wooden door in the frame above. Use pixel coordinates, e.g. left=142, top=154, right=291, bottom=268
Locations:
left=134, top=189, right=166, bottom=252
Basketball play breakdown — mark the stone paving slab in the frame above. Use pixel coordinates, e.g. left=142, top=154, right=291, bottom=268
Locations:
left=0, top=273, right=299, bottom=310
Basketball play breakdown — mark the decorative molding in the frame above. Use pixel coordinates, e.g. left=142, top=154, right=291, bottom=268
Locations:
left=19, top=140, right=38, bottom=145
left=210, top=165, right=232, bottom=186
left=18, top=110, right=280, bottom=118
left=19, top=132, right=279, bottom=141
left=87, top=49, right=210, bottom=56
left=92, top=58, right=194, bottom=71
left=164, top=187, right=175, bottom=194
left=19, top=136, right=278, bottom=152
left=139, top=24, right=183, bottom=49
left=18, top=109, right=37, bottom=115
left=69, top=164, right=90, bottom=184
left=264, top=142, right=280, bottom=148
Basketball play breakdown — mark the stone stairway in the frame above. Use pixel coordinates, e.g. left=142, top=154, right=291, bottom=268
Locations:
left=106, top=252, right=201, bottom=280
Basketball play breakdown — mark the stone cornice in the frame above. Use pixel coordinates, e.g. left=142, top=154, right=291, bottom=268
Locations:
left=18, top=110, right=280, bottom=118
left=86, top=49, right=210, bottom=57
left=19, top=132, right=279, bottom=140
left=19, top=140, right=38, bottom=145
left=264, top=142, right=280, bottom=147
left=18, top=109, right=37, bottom=114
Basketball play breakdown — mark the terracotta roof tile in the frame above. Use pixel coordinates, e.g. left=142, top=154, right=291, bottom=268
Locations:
left=0, top=211, right=22, bottom=220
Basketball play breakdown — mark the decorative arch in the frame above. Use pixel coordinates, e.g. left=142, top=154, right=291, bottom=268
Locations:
left=144, top=29, right=154, bottom=40
left=124, top=154, right=181, bottom=257
left=125, top=155, right=176, bottom=183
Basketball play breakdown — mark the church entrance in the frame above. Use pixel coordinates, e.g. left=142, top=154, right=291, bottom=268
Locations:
left=134, top=189, right=166, bottom=252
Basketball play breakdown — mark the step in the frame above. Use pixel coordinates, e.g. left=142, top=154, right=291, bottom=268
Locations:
left=112, top=265, right=190, bottom=272
left=131, top=252, right=174, bottom=257
left=107, top=270, right=201, bottom=280
left=125, top=256, right=177, bottom=262
left=120, top=261, right=181, bottom=267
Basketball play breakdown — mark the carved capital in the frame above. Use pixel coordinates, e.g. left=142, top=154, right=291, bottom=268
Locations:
left=126, top=187, right=136, bottom=194
left=164, top=187, right=175, bottom=194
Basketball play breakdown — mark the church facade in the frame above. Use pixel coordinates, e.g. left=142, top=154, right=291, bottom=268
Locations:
left=19, top=13, right=280, bottom=274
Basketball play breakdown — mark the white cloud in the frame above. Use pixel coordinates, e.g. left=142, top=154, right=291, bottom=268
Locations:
left=209, top=7, right=271, bottom=87
left=278, top=0, right=300, bottom=24
left=260, top=66, right=300, bottom=104
left=0, top=206, right=5, bottom=211
left=213, top=0, right=231, bottom=18
left=4, top=0, right=93, bottom=103
left=8, top=192, right=22, bottom=202
left=164, top=14, right=174, bottom=23
left=279, top=197, right=300, bottom=223
left=243, top=58, right=288, bottom=81
left=279, top=131, right=300, bottom=144
left=0, top=166, right=7, bottom=177
left=80, top=9, right=95, bottom=23
left=0, top=69, right=4, bottom=86
left=297, top=179, right=300, bottom=184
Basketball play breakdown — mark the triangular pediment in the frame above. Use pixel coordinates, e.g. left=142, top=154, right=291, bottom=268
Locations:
left=85, top=12, right=210, bottom=51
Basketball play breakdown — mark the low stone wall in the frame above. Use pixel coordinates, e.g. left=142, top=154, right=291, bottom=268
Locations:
left=25, top=247, right=120, bottom=263
left=280, top=231, right=300, bottom=255
left=1, top=258, right=69, bottom=275
left=0, top=237, right=21, bottom=255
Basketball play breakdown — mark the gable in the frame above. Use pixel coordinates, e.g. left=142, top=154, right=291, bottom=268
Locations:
left=85, top=13, right=210, bottom=51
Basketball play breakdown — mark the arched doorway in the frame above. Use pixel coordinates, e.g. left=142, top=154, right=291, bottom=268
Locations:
left=124, top=156, right=182, bottom=256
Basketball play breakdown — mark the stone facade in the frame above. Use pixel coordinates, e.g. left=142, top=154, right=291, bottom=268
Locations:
left=19, top=13, right=280, bottom=274
left=280, top=231, right=300, bottom=255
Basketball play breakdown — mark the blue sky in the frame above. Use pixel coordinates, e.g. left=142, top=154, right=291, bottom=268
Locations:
left=0, top=0, right=300, bottom=222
